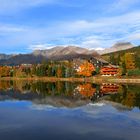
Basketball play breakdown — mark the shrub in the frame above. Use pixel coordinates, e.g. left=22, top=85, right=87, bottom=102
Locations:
left=127, top=69, right=140, bottom=76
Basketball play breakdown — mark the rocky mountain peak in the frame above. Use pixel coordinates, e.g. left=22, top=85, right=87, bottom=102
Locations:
left=99, top=42, right=134, bottom=54
left=112, top=42, right=134, bottom=49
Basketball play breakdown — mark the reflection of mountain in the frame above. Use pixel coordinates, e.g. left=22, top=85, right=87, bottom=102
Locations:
left=0, top=90, right=42, bottom=101
left=32, top=96, right=91, bottom=108
left=99, top=100, right=131, bottom=111
left=0, top=90, right=91, bottom=108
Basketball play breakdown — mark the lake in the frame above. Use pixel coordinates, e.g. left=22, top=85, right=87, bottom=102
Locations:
left=0, top=80, right=140, bottom=140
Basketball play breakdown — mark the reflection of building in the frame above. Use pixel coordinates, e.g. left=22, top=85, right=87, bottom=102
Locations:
left=100, top=83, right=119, bottom=94
left=100, top=65, right=119, bottom=76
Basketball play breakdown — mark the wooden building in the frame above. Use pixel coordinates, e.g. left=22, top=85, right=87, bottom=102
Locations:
left=72, top=54, right=109, bottom=69
left=100, top=65, right=119, bottom=76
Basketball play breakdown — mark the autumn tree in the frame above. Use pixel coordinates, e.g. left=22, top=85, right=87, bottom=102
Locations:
left=76, top=61, right=95, bottom=77
left=56, top=66, right=62, bottom=77
left=0, top=66, right=11, bottom=77
left=125, top=53, right=135, bottom=70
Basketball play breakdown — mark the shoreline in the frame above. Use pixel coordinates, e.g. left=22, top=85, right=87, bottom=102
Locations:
left=0, top=76, right=140, bottom=84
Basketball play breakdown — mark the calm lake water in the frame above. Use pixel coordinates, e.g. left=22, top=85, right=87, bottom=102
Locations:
left=0, top=80, right=140, bottom=140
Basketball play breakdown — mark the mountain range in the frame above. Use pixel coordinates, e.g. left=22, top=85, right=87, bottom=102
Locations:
left=98, top=42, right=134, bottom=54
left=0, top=42, right=135, bottom=65
left=0, top=46, right=99, bottom=65
left=33, top=46, right=98, bottom=57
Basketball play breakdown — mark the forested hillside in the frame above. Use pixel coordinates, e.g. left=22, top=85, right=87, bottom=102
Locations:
left=102, top=46, right=140, bottom=75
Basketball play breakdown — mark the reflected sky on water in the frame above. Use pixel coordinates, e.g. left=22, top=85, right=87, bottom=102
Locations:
left=0, top=81, right=140, bottom=140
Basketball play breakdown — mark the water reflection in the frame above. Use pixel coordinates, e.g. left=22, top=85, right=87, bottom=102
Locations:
left=0, top=81, right=140, bottom=140
left=109, top=85, right=140, bottom=109
left=0, top=80, right=140, bottom=109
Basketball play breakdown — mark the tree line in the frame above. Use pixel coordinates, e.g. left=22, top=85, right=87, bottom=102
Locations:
left=0, top=60, right=96, bottom=78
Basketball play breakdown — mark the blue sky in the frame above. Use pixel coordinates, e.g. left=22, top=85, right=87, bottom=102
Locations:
left=0, top=0, right=140, bottom=54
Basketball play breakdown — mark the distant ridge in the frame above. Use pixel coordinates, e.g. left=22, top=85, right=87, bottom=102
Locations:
left=98, top=42, right=134, bottom=54
left=0, top=54, right=15, bottom=60
left=32, top=46, right=98, bottom=58
left=0, top=43, right=136, bottom=65
left=0, top=46, right=100, bottom=65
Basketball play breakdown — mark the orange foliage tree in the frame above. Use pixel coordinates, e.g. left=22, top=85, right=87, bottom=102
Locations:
left=77, top=61, right=95, bottom=77
left=0, top=66, right=11, bottom=77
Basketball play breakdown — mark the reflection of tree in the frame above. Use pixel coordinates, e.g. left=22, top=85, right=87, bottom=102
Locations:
left=0, top=81, right=11, bottom=90
left=122, top=92, right=136, bottom=108
left=135, top=93, right=140, bottom=108
left=109, top=85, right=140, bottom=109
left=30, top=81, right=76, bottom=97
left=13, top=81, right=32, bottom=93
left=75, top=84, right=96, bottom=98
left=0, top=80, right=140, bottom=109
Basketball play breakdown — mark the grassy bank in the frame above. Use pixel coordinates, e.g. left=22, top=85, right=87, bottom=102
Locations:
left=0, top=77, right=85, bottom=82
left=0, top=76, right=140, bottom=84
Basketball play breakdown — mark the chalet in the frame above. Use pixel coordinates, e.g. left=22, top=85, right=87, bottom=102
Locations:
left=73, top=59, right=86, bottom=71
left=20, top=64, right=32, bottom=68
left=72, top=54, right=109, bottom=69
left=19, top=64, right=32, bottom=70
left=88, top=56, right=109, bottom=68
left=100, top=65, right=119, bottom=76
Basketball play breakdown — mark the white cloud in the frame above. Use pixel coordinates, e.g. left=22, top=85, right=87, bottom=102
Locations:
left=107, top=0, right=139, bottom=13
left=0, top=25, right=25, bottom=33
left=94, top=47, right=104, bottom=51
left=81, top=36, right=102, bottom=49
left=127, top=33, right=140, bottom=41
left=29, top=43, right=55, bottom=50
left=1, top=10, right=140, bottom=51
left=48, top=11, right=140, bottom=38
left=0, top=0, right=57, bottom=14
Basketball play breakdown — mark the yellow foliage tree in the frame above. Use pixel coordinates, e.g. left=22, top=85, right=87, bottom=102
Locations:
left=125, top=53, right=135, bottom=69
left=56, top=66, right=62, bottom=77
